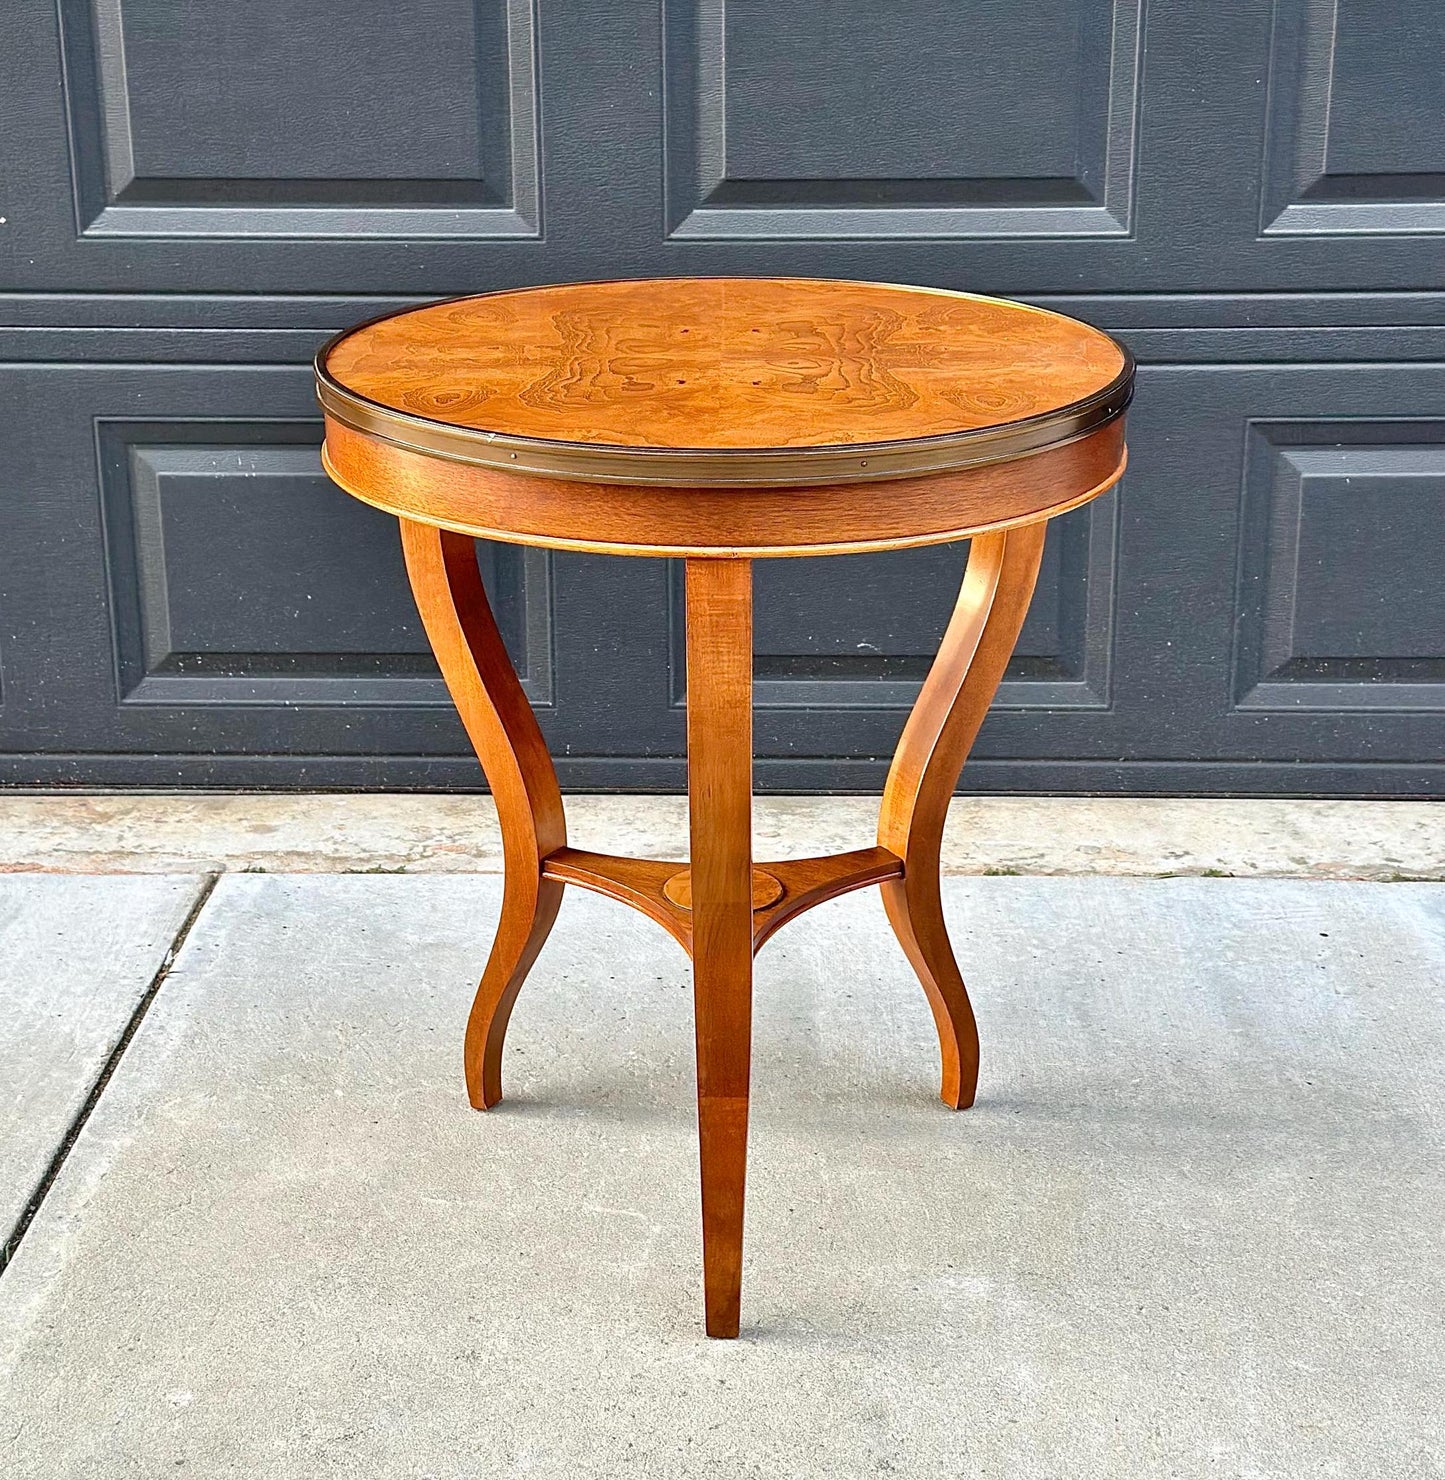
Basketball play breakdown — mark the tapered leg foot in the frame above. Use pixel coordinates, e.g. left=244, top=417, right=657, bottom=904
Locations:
left=399, top=519, right=567, bottom=1109
left=465, top=876, right=564, bottom=1109
left=880, top=875, right=979, bottom=1108
left=697, top=1092, right=748, bottom=1336
left=684, top=557, right=755, bottom=1338
left=878, top=525, right=1048, bottom=1107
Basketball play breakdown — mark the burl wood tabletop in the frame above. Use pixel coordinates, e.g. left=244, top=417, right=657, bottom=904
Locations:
left=321, top=277, right=1127, bottom=452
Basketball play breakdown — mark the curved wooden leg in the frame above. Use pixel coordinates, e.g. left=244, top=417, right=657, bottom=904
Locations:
left=684, top=558, right=755, bottom=1339
left=462, top=872, right=565, bottom=1110
left=878, top=523, right=1048, bottom=1109
left=399, top=519, right=567, bottom=1109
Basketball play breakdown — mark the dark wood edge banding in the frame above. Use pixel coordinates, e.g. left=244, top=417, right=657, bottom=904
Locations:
left=313, top=279, right=1135, bottom=489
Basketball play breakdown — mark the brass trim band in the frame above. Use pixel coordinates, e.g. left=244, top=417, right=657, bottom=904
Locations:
left=316, top=367, right=1131, bottom=487
left=314, top=281, right=1134, bottom=489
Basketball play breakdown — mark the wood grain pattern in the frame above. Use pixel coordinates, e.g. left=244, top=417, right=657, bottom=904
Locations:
left=877, top=524, right=1048, bottom=1109
left=541, top=847, right=694, bottom=954
left=684, top=557, right=756, bottom=1339
left=322, top=415, right=1125, bottom=558
left=398, top=519, right=566, bottom=1110
left=323, top=278, right=1127, bottom=452
left=661, top=867, right=784, bottom=912
left=751, top=847, right=904, bottom=952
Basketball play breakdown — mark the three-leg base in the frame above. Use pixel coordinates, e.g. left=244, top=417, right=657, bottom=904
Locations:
left=400, top=517, right=1049, bottom=1337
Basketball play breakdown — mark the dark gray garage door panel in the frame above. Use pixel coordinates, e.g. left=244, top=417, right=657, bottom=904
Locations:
left=63, top=0, right=536, bottom=238
left=0, top=363, right=671, bottom=780
left=1118, top=365, right=1445, bottom=767
left=1260, top=0, right=1445, bottom=236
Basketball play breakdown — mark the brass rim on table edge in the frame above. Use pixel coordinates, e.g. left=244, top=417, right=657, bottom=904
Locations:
left=317, top=441, right=1128, bottom=560
left=313, top=281, right=1135, bottom=490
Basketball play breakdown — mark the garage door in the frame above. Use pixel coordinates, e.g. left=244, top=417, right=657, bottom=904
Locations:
left=2, top=1, right=1441, bottom=794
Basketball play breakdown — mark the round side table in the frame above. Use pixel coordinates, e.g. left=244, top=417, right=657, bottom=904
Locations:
left=316, top=277, right=1134, bottom=1338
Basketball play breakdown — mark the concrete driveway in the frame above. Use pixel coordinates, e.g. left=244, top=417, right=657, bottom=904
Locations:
left=0, top=800, right=1442, bottom=1476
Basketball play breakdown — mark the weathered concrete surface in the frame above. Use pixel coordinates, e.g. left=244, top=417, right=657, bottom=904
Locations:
left=0, top=875, right=206, bottom=1251
left=1, top=792, right=1440, bottom=880
left=0, top=876, right=1441, bottom=1478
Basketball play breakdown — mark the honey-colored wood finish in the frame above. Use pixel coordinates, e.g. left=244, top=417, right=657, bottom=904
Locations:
left=661, top=867, right=785, bottom=912
left=751, top=847, right=904, bottom=951
left=541, top=847, right=695, bottom=953
left=538, top=845, right=909, bottom=957
left=877, top=525, right=1048, bottom=1109
left=320, top=277, right=1129, bottom=463
left=683, top=557, right=757, bottom=1339
left=397, top=519, right=566, bottom=1110
left=321, top=277, right=1133, bottom=1339
left=321, top=416, right=1125, bottom=559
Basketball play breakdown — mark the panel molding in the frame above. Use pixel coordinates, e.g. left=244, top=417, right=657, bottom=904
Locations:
left=663, top=0, right=1143, bottom=240
left=59, top=0, right=541, bottom=239
left=1233, top=419, right=1445, bottom=712
left=96, top=418, right=553, bottom=708
left=1260, top=0, right=1445, bottom=236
